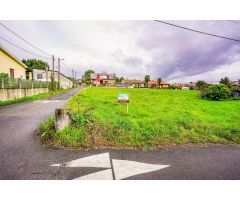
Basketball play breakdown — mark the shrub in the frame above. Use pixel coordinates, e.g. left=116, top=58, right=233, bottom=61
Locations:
left=72, top=113, right=89, bottom=125
left=39, top=117, right=55, bottom=142
left=203, top=84, right=231, bottom=100
left=0, top=73, right=9, bottom=78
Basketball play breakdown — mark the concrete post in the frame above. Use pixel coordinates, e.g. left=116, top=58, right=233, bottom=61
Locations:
left=55, top=109, right=72, bottom=132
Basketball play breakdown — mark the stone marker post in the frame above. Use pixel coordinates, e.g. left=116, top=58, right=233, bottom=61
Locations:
left=55, top=109, right=72, bottom=132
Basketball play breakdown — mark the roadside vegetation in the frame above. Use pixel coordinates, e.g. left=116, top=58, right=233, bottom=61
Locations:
left=0, top=88, right=73, bottom=106
left=39, top=87, right=240, bottom=149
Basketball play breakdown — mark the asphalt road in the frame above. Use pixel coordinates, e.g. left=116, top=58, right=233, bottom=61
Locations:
left=0, top=88, right=240, bottom=180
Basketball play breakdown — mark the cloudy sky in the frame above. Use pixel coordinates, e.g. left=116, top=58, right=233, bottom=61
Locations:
left=0, top=20, right=240, bottom=83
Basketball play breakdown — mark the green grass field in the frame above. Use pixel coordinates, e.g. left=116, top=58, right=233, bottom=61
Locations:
left=39, top=88, right=240, bottom=148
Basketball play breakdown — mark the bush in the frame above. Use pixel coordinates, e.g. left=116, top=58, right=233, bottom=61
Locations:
left=39, top=117, right=55, bottom=142
left=203, top=84, right=231, bottom=100
left=72, top=113, right=89, bottom=125
left=0, top=73, right=9, bottom=78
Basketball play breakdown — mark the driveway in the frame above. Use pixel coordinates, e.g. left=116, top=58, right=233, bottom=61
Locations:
left=0, top=88, right=240, bottom=180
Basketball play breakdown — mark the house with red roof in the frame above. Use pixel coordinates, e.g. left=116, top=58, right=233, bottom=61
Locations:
left=148, top=80, right=170, bottom=88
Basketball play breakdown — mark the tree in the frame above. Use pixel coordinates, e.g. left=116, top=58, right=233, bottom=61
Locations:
left=238, top=79, right=240, bottom=86
left=115, top=76, right=124, bottom=83
left=157, top=77, right=162, bottom=88
left=0, top=73, right=9, bottom=78
left=82, top=69, right=95, bottom=84
left=196, top=80, right=208, bottom=90
left=219, top=77, right=232, bottom=89
left=144, top=75, right=150, bottom=88
left=204, top=84, right=231, bottom=100
left=22, top=59, right=49, bottom=70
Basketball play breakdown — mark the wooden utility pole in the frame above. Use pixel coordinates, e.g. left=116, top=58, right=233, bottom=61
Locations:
left=52, top=55, right=55, bottom=90
left=58, top=58, right=60, bottom=89
left=45, top=63, right=48, bottom=82
left=72, top=69, right=75, bottom=87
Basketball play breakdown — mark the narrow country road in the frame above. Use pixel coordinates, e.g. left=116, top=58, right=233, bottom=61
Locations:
left=0, top=88, right=240, bottom=180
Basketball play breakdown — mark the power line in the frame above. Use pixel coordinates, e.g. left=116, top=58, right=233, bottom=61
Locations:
left=0, top=22, right=52, bottom=57
left=0, top=35, right=52, bottom=60
left=154, top=20, right=240, bottom=43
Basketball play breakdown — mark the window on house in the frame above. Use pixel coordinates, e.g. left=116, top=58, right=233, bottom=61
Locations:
left=10, top=68, right=14, bottom=78
left=37, top=74, right=43, bottom=79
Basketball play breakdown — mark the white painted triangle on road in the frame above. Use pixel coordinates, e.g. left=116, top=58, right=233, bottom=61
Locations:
left=74, top=169, right=113, bottom=180
left=112, top=159, right=170, bottom=180
left=50, top=152, right=111, bottom=168
left=66, top=152, right=111, bottom=168
left=50, top=164, right=61, bottom=167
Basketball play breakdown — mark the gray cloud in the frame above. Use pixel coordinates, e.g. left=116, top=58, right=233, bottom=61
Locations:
left=0, top=20, right=240, bottom=82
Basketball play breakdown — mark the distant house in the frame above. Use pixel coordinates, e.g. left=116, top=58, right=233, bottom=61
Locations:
left=122, top=79, right=145, bottom=88
left=147, top=80, right=170, bottom=88
left=0, top=46, right=29, bottom=79
left=171, top=83, right=183, bottom=89
left=188, top=82, right=196, bottom=87
left=232, top=80, right=240, bottom=85
left=182, top=86, right=190, bottom=90
left=32, top=69, right=48, bottom=81
left=32, top=69, right=73, bottom=89
left=90, top=72, right=116, bottom=87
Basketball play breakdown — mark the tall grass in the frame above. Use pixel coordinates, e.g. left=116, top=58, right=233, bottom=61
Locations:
left=40, top=88, right=240, bottom=148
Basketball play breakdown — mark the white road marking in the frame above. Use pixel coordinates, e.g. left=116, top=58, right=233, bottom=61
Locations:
left=34, top=100, right=61, bottom=103
left=50, top=152, right=170, bottom=180
left=74, top=169, right=113, bottom=180
left=50, top=164, right=61, bottom=167
left=112, top=159, right=170, bottom=180
left=51, top=152, right=111, bottom=168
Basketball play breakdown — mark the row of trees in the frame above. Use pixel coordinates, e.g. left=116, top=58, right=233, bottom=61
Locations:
left=144, top=75, right=163, bottom=87
left=196, top=77, right=240, bottom=100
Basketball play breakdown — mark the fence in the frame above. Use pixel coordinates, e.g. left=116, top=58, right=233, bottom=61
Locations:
left=0, top=78, right=57, bottom=90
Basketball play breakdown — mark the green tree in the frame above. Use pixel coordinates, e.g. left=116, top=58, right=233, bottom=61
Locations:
left=144, top=75, right=150, bottom=88
left=115, top=76, right=124, bottom=83
left=0, top=73, right=9, bottom=78
left=82, top=69, right=95, bottom=84
left=196, top=80, right=208, bottom=90
left=157, top=77, right=162, bottom=88
left=204, top=84, right=231, bottom=100
left=22, top=59, right=49, bottom=70
left=219, top=77, right=232, bottom=89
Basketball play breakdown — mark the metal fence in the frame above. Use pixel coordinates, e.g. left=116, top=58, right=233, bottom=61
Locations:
left=0, top=78, right=53, bottom=89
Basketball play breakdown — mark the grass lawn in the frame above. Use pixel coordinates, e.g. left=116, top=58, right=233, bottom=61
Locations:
left=0, top=88, right=73, bottom=106
left=39, top=88, right=240, bottom=148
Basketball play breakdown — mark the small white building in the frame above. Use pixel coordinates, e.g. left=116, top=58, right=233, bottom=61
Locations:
left=32, top=69, right=73, bottom=89
left=182, top=86, right=190, bottom=90
left=32, top=69, right=48, bottom=81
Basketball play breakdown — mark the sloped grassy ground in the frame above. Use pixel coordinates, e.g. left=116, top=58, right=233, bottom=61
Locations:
left=39, top=88, right=240, bottom=148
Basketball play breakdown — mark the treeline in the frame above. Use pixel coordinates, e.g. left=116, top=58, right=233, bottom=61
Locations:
left=195, top=77, right=240, bottom=100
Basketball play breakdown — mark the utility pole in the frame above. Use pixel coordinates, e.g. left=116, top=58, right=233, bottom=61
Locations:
left=72, top=69, right=75, bottom=88
left=57, top=58, right=64, bottom=89
left=52, top=55, right=55, bottom=90
left=58, top=58, right=60, bottom=89
left=75, top=71, right=77, bottom=87
left=45, top=62, right=48, bottom=82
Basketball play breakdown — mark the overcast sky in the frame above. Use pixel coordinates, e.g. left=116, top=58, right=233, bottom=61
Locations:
left=0, top=20, right=240, bottom=83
